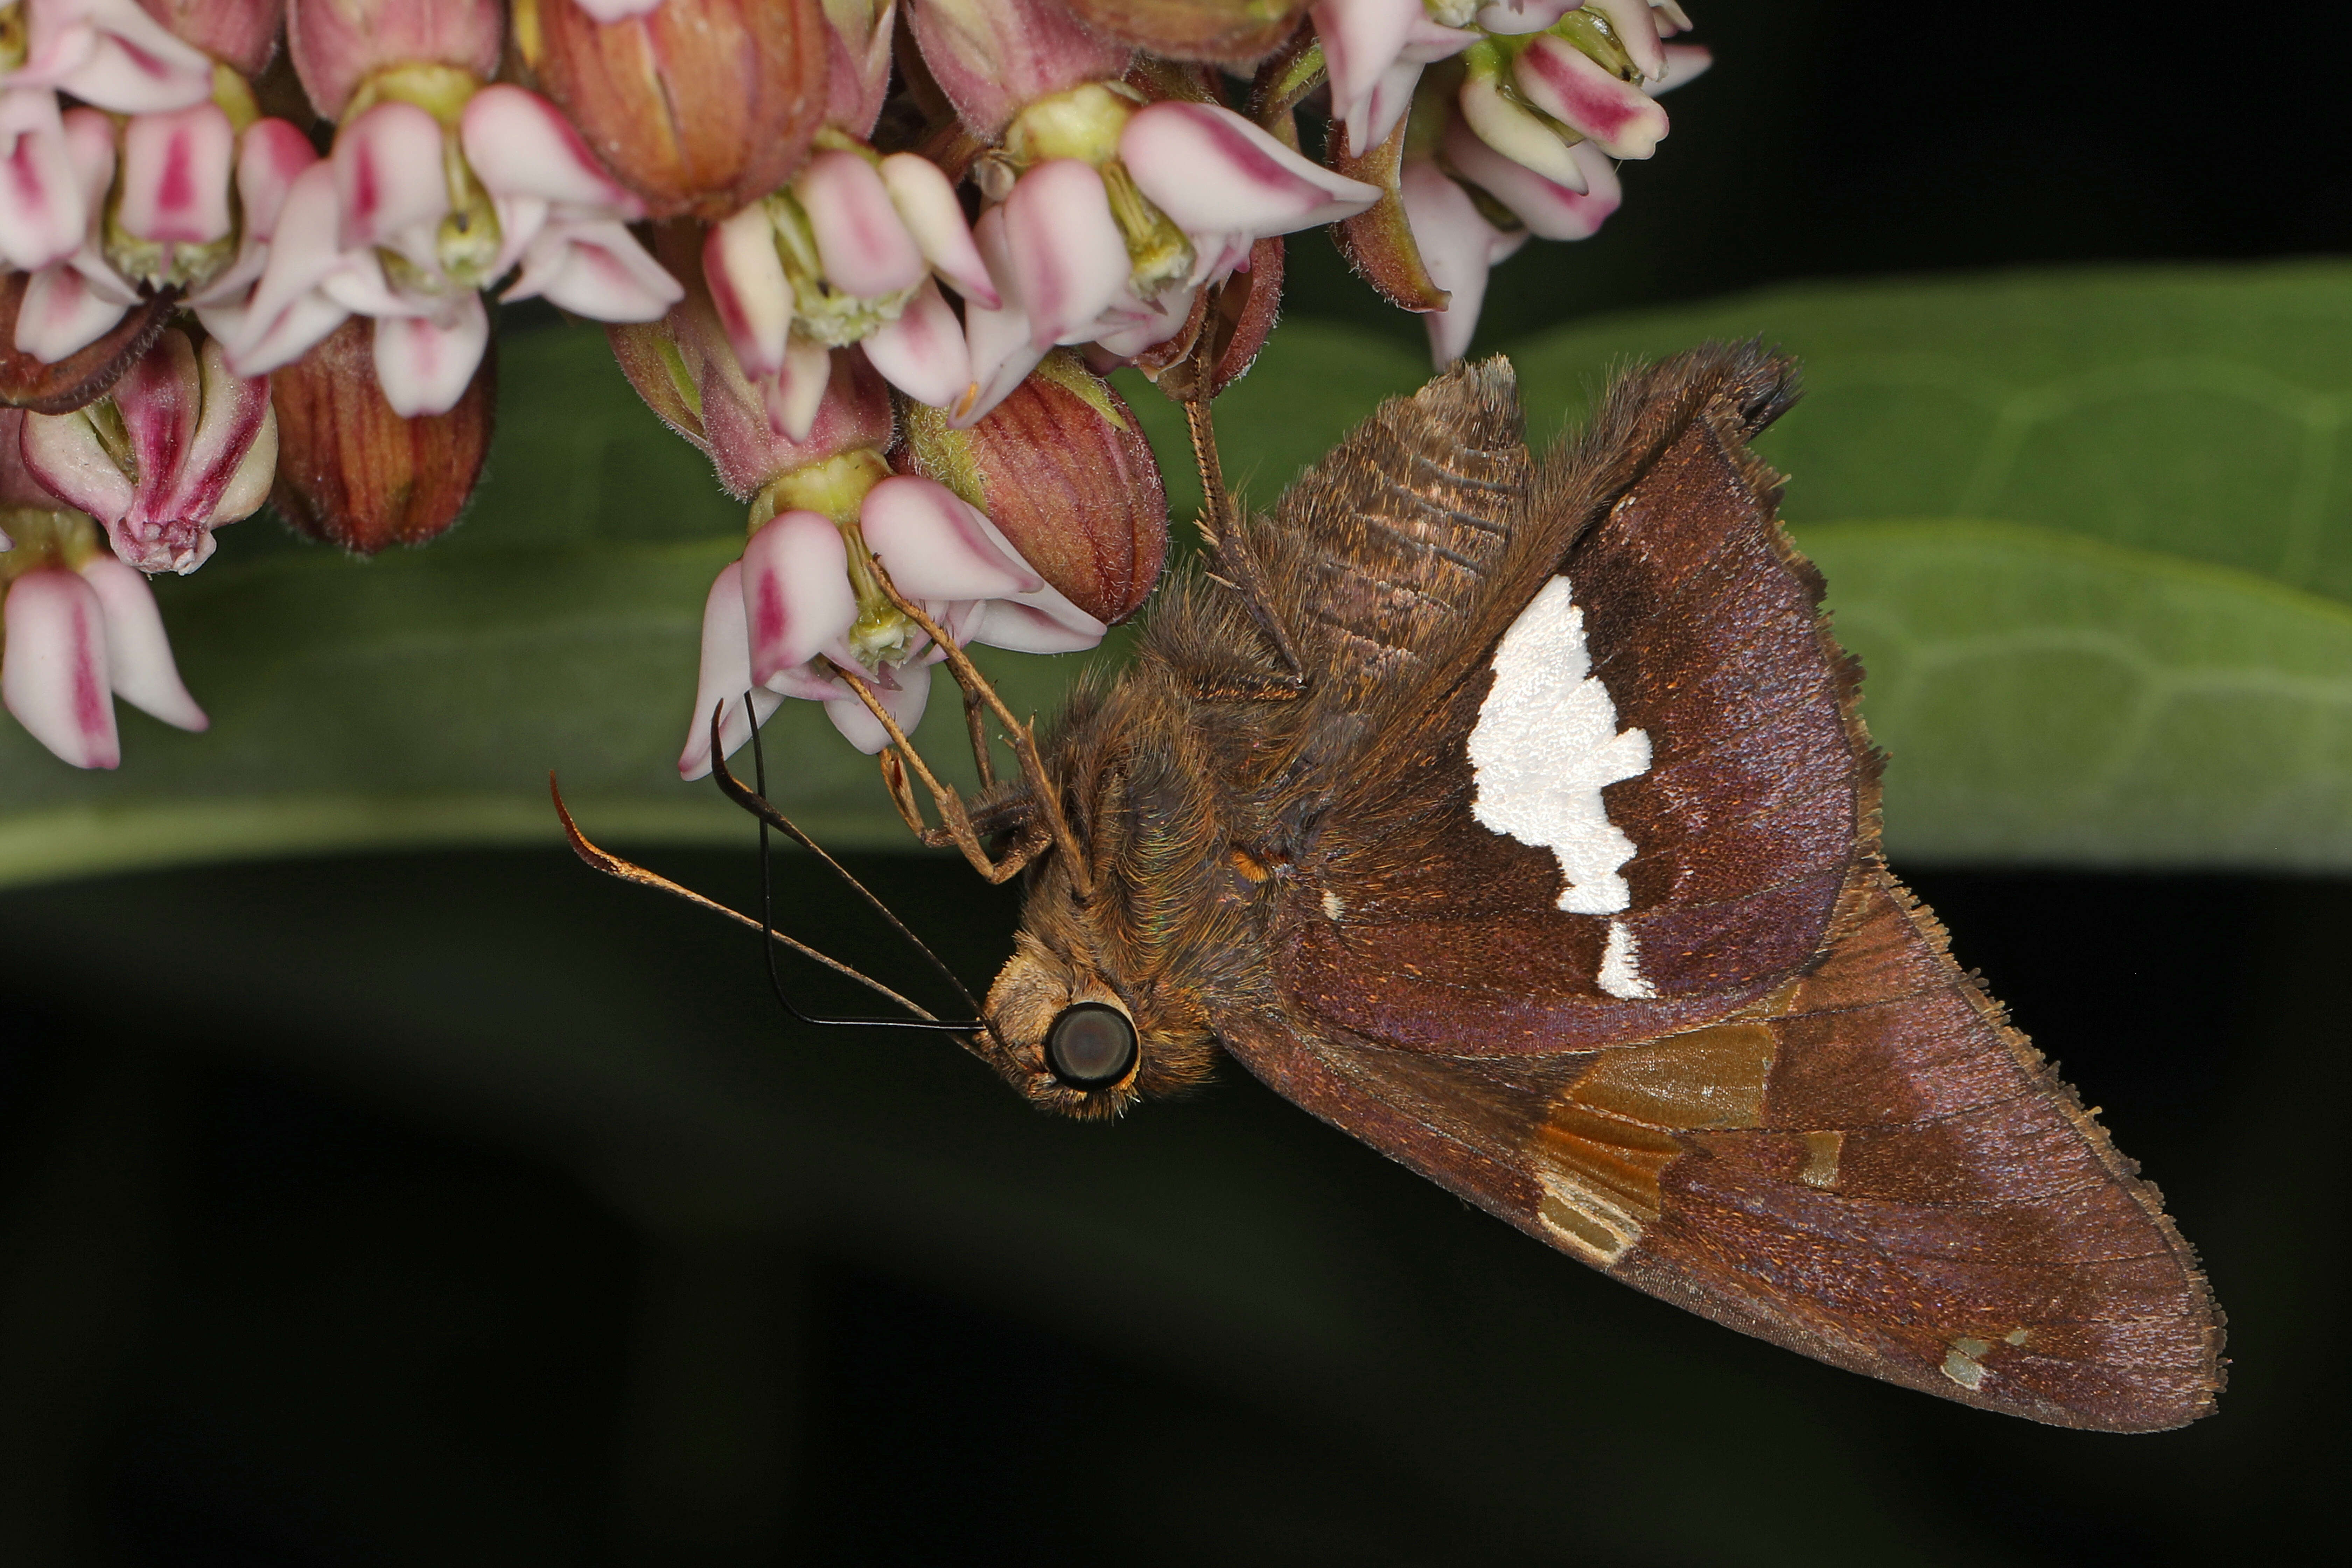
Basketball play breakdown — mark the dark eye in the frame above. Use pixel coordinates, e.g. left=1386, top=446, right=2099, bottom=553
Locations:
left=1044, top=1003, right=1139, bottom=1090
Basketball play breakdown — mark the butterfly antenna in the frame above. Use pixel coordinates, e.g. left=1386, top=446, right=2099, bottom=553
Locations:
left=549, top=769, right=978, bottom=1033
left=714, top=701, right=982, bottom=1016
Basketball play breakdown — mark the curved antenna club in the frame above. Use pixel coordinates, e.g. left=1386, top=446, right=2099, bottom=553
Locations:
left=712, top=708, right=981, bottom=1016
left=549, top=771, right=975, bottom=1034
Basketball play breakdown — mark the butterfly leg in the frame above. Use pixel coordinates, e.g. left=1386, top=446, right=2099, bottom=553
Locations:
left=1183, top=398, right=1310, bottom=703
left=845, top=576, right=1098, bottom=897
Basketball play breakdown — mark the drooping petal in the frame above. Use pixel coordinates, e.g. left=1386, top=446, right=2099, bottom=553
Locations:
left=76, top=552, right=205, bottom=729
left=1456, top=69, right=1588, bottom=190
left=1583, top=0, right=1668, bottom=80
left=860, top=279, right=973, bottom=410
left=331, top=100, right=449, bottom=253
left=824, top=661, right=931, bottom=755
left=1120, top=102, right=1380, bottom=237
left=1441, top=114, right=1620, bottom=240
left=858, top=475, right=1039, bottom=601
left=234, top=117, right=321, bottom=241
left=954, top=203, right=1044, bottom=428
left=761, top=334, right=834, bottom=443
left=1400, top=158, right=1517, bottom=365
left=679, top=558, right=785, bottom=781
left=0, top=87, right=89, bottom=272
left=12, top=262, right=136, bottom=362
left=740, top=507, right=858, bottom=687
left=1000, top=159, right=1128, bottom=352
left=1314, top=0, right=1421, bottom=158
left=16, top=0, right=215, bottom=114
left=1513, top=34, right=1670, bottom=159
left=459, top=84, right=641, bottom=217
left=371, top=294, right=491, bottom=418
left=963, top=593, right=1104, bottom=654
left=116, top=100, right=235, bottom=244
left=505, top=218, right=684, bottom=321
left=877, top=152, right=998, bottom=308
left=1654, top=43, right=1711, bottom=91
left=2, top=567, right=119, bottom=769
left=704, top=203, right=793, bottom=379
left=797, top=148, right=926, bottom=300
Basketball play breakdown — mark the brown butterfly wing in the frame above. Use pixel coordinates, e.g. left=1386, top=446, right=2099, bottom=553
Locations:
left=1217, top=864, right=2222, bottom=1430
left=1205, top=348, right=2220, bottom=1428
left=1244, top=350, right=1872, bottom=1056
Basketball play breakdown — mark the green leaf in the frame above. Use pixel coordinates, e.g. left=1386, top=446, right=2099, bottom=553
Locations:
left=6, top=265, right=2351, bottom=886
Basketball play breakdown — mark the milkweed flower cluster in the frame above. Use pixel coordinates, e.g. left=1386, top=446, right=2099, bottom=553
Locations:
left=0, top=0, right=1705, bottom=771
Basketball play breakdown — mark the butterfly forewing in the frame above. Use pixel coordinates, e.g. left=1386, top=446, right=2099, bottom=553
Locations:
left=1192, top=348, right=2220, bottom=1430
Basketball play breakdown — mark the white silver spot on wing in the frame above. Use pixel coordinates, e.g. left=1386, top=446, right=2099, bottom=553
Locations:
left=1597, top=920, right=1656, bottom=999
left=1468, top=575, right=1652, bottom=916
left=1941, top=1337, right=1995, bottom=1391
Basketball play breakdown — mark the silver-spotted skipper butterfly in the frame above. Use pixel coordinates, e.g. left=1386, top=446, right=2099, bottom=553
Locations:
left=558, top=343, right=2224, bottom=1431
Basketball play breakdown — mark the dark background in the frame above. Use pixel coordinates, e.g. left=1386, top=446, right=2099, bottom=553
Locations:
left=5, top=3, right=2350, bottom=1562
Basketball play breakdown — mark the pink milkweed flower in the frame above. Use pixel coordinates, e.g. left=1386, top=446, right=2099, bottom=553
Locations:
left=19, top=326, right=277, bottom=574
left=0, top=498, right=206, bottom=769
left=683, top=470, right=1103, bottom=773
left=574, top=0, right=668, bottom=18
left=962, top=85, right=1377, bottom=424
left=1, top=0, right=214, bottom=114
left=0, top=86, right=87, bottom=274
left=701, top=144, right=1000, bottom=436
left=223, top=82, right=682, bottom=417
left=1400, top=23, right=1706, bottom=363
left=3, top=100, right=305, bottom=370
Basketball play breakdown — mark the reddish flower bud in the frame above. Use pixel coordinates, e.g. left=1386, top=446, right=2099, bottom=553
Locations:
left=896, top=349, right=1166, bottom=624
left=1056, top=0, right=1310, bottom=67
left=138, top=0, right=289, bottom=76
left=1129, top=231, right=1283, bottom=400
left=285, top=0, right=504, bottom=119
left=511, top=0, right=831, bottom=221
left=266, top=316, right=495, bottom=553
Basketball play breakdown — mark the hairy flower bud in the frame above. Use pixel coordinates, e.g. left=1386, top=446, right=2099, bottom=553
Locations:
left=138, top=0, right=287, bottom=76
left=286, top=0, right=504, bottom=119
left=1056, top=0, right=1309, bottom=66
left=511, top=0, right=830, bottom=220
left=266, top=315, right=495, bottom=552
left=896, top=349, right=1166, bottom=624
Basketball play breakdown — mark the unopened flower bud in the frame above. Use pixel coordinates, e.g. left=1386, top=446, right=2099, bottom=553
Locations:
left=896, top=349, right=1166, bottom=624
left=138, top=0, right=288, bottom=76
left=19, top=326, right=277, bottom=573
left=266, top=315, right=495, bottom=553
left=286, top=0, right=504, bottom=119
left=905, top=0, right=1130, bottom=139
left=820, top=0, right=895, bottom=138
left=1056, top=0, right=1309, bottom=66
left=511, top=0, right=830, bottom=220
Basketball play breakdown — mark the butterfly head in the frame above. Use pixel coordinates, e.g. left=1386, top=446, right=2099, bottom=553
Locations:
left=975, top=930, right=1213, bottom=1120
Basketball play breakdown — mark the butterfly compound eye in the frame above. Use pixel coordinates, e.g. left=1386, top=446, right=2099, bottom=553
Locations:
left=1044, top=1003, right=1138, bottom=1090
